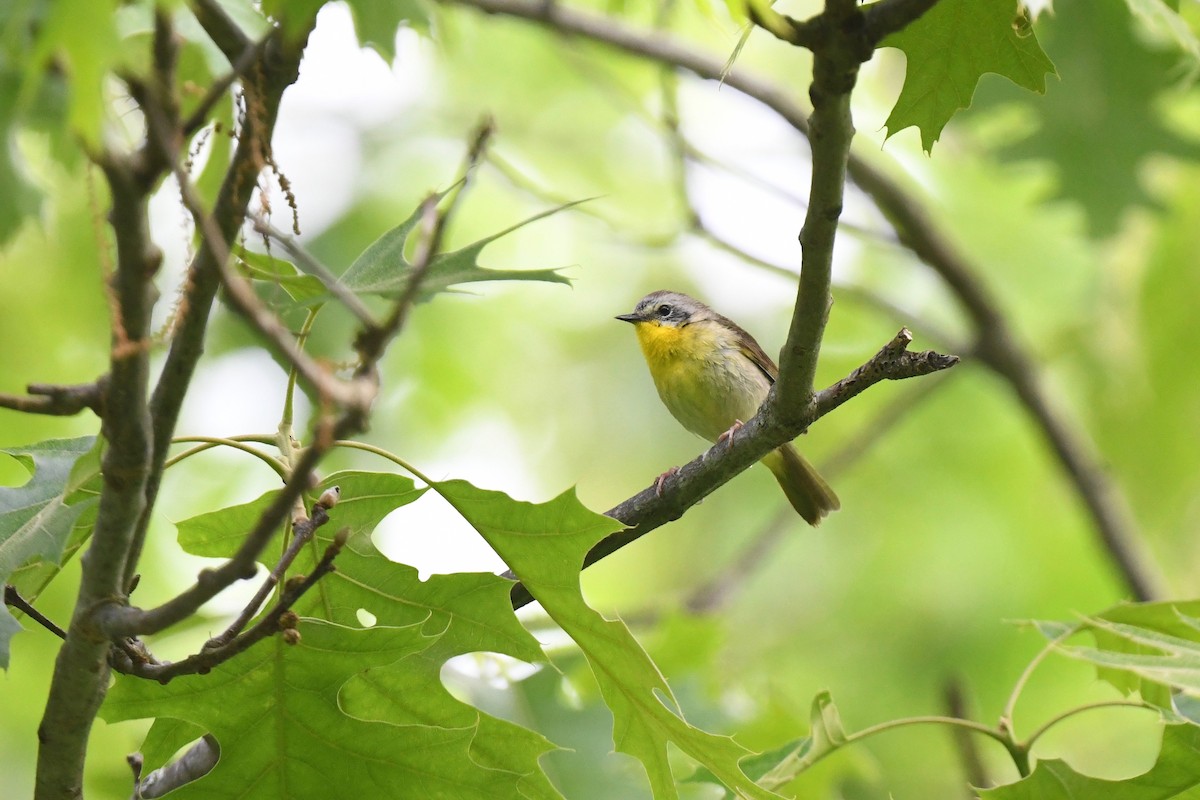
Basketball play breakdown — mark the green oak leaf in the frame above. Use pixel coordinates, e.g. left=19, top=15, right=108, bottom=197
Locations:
left=139, top=717, right=208, bottom=774
left=342, top=653, right=561, bottom=800
left=434, top=479, right=782, bottom=800
left=337, top=197, right=576, bottom=300
left=292, top=498, right=561, bottom=798
left=0, top=436, right=99, bottom=668
left=103, top=619, right=546, bottom=799
left=879, top=0, right=1056, bottom=152
left=174, top=470, right=559, bottom=796
left=979, top=722, right=1200, bottom=799
left=236, top=249, right=328, bottom=305
left=345, top=0, right=431, bottom=62
left=1034, top=601, right=1200, bottom=707
left=1057, top=605, right=1200, bottom=703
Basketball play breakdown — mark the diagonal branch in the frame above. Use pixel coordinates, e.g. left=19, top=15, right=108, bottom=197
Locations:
left=201, top=487, right=338, bottom=652
left=445, top=0, right=1163, bottom=603
left=113, top=531, right=346, bottom=683
left=97, top=418, right=341, bottom=638
left=4, top=584, right=67, bottom=639
left=509, top=328, right=959, bottom=608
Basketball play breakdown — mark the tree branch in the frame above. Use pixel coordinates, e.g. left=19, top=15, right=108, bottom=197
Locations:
left=188, top=0, right=251, bottom=62
left=36, top=143, right=161, bottom=800
left=4, top=585, right=67, bottom=640
left=114, top=531, right=345, bottom=683
left=127, top=23, right=311, bottom=594
left=510, top=329, right=958, bottom=608
left=201, top=488, right=337, bottom=652
left=0, top=378, right=107, bottom=417
left=444, top=0, right=1163, bottom=603
left=97, top=420, right=338, bottom=638
left=129, top=735, right=219, bottom=800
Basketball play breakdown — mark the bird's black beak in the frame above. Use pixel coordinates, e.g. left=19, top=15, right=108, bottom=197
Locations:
left=615, top=312, right=641, bottom=323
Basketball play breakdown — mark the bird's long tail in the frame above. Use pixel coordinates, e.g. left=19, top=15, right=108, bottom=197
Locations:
left=762, top=443, right=840, bottom=526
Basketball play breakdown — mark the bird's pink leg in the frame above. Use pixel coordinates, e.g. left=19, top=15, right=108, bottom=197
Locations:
left=655, top=466, right=680, bottom=496
left=716, top=419, right=745, bottom=446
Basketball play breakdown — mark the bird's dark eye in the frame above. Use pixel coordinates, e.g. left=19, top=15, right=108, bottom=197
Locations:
left=656, top=304, right=671, bottom=317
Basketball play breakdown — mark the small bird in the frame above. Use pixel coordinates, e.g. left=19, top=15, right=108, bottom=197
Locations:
left=616, top=290, right=839, bottom=525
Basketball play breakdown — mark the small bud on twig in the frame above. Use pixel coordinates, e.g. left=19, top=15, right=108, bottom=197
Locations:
left=316, top=485, right=340, bottom=510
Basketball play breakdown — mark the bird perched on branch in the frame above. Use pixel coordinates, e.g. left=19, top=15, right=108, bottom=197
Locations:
left=616, top=290, right=839, bottom=525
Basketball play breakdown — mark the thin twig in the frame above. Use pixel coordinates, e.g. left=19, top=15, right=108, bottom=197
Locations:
left=117, top=532, right=346, bottom=683
left=4, top=585, right=67, bottom=639
left=0, top=378, right=108, bottom=417
left=248, top=218, right=377, bottom=327
left=97, top=419, right=343, bottom=638
left=181, top=36, right=270, bottom=135
left=202, top=492, right=336, bottom=651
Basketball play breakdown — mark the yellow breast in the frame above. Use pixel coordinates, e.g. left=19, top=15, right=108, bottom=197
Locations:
left=632, top=320, right=769, bottom=442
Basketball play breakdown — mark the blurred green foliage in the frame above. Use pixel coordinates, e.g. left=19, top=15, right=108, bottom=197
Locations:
left=3, top=0, right=1200, bottom=797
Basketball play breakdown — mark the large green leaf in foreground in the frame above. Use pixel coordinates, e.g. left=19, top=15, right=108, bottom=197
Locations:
left=124, top=470, right=560, bottom=798
left=436, top=479, right=782, bottom=800
left=981, top=722, right=1200, bottom=799
left=103, top=619, right=548, bottom=799
left=880, top=0, right=1055, bottom=151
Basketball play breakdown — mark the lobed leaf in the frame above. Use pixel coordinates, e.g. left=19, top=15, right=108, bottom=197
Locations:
left=1059, top=608, right=1200, bottom=698
left=988, top=0, right=1200, bottom=236
left=879, top=0, right=1056, bottom=152
left=1033, top=601, right=1200, bottom=709
left=103, top=619, right=540, bottom=799
left=435, top=479, right=782, bottom=800
left=337, top=197, right=577, bottom=301
left=980, top=722, right=1200, bottom=799
left=164, top=470, right=560, bottom=797
left=344, top=0, right=431, bottom=61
